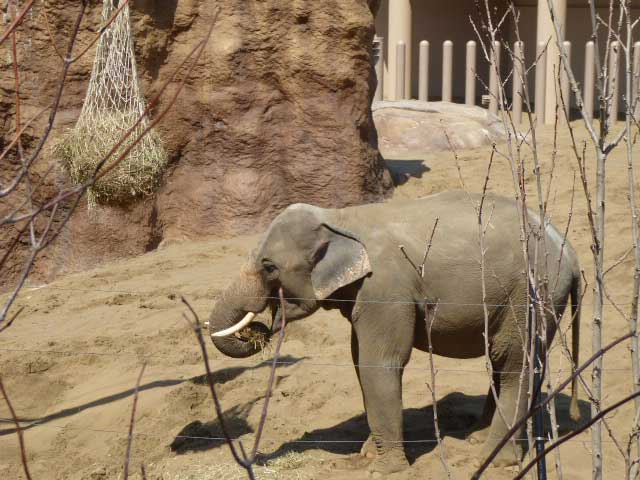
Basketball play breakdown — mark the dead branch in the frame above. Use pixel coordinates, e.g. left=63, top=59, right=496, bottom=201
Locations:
left=472, top=331, right=633, bottom=479
left=181, top=288, right=288, bottom=479
left=251, top=287, right=288, bottom=459
left=181, top=296, right=255, bottom=479
left=0, top=0, right=89, bottom=199
left=0, top=0, right=35, bottom=46
left=0, top=10, right=220, bottom=328
left=514, top=390, right=640, bottom=480
left=425, top=302, right=451, bottom=478
left=124, top=363, right=146, bottom=479
left=42, top=0, right=132, bottom=64
left=0, top=377, right=32, bottom=480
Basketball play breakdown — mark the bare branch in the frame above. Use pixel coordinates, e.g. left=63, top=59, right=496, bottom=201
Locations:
left=514, top=390, right=640, bottom=480
left=472, top=331, right=633, bottom=479
left=124, top=363, right=146, bottom=479
left=0, top=377, right=32, bottom=480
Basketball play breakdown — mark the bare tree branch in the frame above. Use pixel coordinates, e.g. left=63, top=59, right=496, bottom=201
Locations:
left=0, top=377, right=32, bottom=480
left=124, top=363, right=146, bottom=479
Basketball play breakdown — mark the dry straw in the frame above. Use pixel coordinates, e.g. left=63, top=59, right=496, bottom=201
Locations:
left=55, top=0, right=167, bottom=207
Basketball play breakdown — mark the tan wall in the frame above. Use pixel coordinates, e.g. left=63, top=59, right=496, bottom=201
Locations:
left=376, top=0, right=640, bottom=112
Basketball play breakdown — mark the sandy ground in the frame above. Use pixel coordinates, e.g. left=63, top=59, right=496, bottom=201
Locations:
left=1, top=121, right=639, bottom=479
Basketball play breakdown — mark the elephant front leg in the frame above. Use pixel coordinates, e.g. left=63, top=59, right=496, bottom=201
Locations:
left=353, top=309, right=414, bottom=477
left=351, top=330, right=377, bottom=460
left=358, top=358, right=409, bottom=476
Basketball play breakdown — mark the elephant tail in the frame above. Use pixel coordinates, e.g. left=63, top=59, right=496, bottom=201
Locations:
left=569, top=271, right=582, bottom=423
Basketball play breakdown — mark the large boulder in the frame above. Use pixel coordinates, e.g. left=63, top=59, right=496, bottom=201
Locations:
left=0, top=0, right=392, bottom=282
left=373, top=100, right=506, bottom=158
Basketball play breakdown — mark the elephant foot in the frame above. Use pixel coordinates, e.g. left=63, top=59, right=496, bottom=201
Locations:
left=360, top=435, right=376, bottom=459
left=367, top=449, right=409, bottom=477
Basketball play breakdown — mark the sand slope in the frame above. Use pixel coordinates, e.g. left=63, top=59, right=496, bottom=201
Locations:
left=1, top=123, right=638, bottom=479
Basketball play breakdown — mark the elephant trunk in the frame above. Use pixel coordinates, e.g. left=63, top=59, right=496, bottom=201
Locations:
left=208, top=267, right=272, bottom=359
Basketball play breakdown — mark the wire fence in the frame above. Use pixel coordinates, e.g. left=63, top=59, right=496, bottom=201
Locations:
left=20, top=284, right=635, bottom=308
left=0, top=283, right=631, bottom=376
left=0, top=417, right=621, bottom=447
left=0, top=346, right=634, bottom=374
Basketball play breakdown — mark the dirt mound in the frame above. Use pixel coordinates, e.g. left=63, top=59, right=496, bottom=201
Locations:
left=1, top=123, right=637, bottom=479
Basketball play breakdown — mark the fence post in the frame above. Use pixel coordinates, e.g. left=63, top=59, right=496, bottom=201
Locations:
left=466, top=40, right=476, bottom=106
left=609, top=41, right=620, bottom=122
left=442, top=40, right=453, bottom=103
left=560, top=40, right=571, bottom=123
left=584, top=41, right=595, bottom=121
left=373, top=36, right=384, bottom=102
left=535, top=41, right=547, bottom=126
left=489, top=41, right=501, bottom=115
left=396, top=41, right=406, bottom=101
left=633, top=42, right=640, bottom=118
left=419, top=40, right=429, bottom=102
left=512, top=41, right=524, bottom=126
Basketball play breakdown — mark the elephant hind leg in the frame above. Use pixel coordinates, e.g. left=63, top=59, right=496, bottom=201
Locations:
left=480, top=350, right=528, bottom=467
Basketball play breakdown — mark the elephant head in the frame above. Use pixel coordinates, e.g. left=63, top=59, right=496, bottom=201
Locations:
left=208, top=204, right=372, bottom=358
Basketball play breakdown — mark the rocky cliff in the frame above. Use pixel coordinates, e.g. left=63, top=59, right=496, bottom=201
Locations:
left=0, top=0, right=391, bottom=281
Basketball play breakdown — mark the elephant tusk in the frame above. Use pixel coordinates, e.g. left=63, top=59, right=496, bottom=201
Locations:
left=210, top=312, right=257, bottom=337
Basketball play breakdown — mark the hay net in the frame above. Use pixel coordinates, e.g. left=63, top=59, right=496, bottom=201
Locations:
left=56, top=0, right=167, bottom=207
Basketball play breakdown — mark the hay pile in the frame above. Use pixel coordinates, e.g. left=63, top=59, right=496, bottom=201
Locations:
left=55, top=0, right=167, bottom=207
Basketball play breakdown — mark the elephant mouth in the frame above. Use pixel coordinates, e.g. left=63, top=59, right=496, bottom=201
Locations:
left=227, top=302, right=283, bottom=351
left=210, top=299, right=281, bottom=344
left=235, top=321, right=272, bottom=349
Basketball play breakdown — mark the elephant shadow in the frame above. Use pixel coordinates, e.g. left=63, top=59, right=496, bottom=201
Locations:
left=170, top=399, right=258, bottom=454
left=170, top=386, right=591, bottom=463
left=260, top=391, right=591, bottom=464
left=384, top=159, right=431, bottom=186
left=188, top=354, right=305, bottom=387
left=171, top=355, right=304, bottom=454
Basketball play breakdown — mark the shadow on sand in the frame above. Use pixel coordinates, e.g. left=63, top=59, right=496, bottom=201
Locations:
left=170, top=389, right=591, bottom=466
left=0, top=355, right=304, bottom=437
left=384, top=159, right=431, bottom=186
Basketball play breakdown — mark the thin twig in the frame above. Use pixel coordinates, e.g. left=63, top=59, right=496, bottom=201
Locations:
left=180, top=296, right=254, bottom=478
left=472, top=331, right=633, bottom=479
left=0, top=0, right=35, bottom=46
left=0, top=377, right=32, bottom=480
left=250, top=287, right=288, bottom=459
left=425, top=302, right=450, bottom=478
left=514, top=390, right=640, bottom=480
left=124, top=363, right=146, bottom=479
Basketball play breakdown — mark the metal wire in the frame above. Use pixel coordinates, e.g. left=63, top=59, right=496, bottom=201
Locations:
left=0, top=421, right=611, bottom=446
left=0, top=346, right=633, bottom=373
left=21, top=284, right=633, bottom=308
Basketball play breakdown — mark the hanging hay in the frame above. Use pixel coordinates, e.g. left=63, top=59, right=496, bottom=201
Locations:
left=55, top=0, right=167, bottom=207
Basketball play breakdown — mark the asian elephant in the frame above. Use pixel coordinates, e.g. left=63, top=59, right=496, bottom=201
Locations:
left=207, top=189, right=581, bottom=476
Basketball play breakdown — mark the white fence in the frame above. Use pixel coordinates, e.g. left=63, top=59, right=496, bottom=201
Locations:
left=373, top=37, right=640, bottom=124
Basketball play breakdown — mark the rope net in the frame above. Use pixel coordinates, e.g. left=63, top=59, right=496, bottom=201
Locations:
left=56, top=0, right=167, bottom=207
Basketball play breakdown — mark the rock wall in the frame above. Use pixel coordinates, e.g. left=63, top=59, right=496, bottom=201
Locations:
left=0, top=0, right=392, bottom=281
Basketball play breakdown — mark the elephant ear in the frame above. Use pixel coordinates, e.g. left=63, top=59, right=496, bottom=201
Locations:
left=311, top=224, right=372, bottom=299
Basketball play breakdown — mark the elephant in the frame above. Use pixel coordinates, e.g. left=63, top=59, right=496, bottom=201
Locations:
left=207, top=189, right=581, bottom=476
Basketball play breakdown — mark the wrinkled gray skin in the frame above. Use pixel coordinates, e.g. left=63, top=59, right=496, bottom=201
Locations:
left=209, top=190, right=581, bottom=476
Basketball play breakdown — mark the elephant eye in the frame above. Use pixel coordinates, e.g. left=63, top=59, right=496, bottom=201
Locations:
left=262, top=260, right=278, bottom=276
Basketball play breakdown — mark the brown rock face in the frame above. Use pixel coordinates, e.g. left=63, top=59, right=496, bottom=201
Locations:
left=0, top=0, right=392, bottom=282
